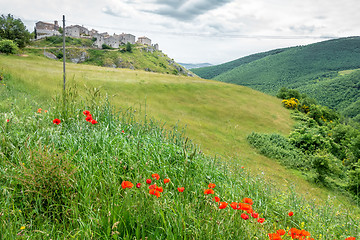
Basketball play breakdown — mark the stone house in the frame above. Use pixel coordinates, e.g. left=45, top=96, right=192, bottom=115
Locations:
left=94, top=33, right=135, bottom=48
left=65, top=25, right=90, bottom=38
left=137, top=36, right=151, bottom=46
left=35, top=21, right=61, bottom=39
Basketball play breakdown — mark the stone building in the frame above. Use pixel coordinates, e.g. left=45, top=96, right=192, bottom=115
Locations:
left=137, top=36, right=151, bottom=46
left=94, top=33, right=136, bottom=48
left=65, top=25, right=90, bottom=38
left=35, top=21, right=61, bottom=39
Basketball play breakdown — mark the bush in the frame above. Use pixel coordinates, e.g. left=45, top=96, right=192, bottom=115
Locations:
left=102, top=43, right=112, bottom=49
left=0, top=39, right=18, bottom=54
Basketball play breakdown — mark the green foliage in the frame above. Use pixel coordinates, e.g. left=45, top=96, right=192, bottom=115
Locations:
left=192, top=48, right=289, bottom=79
left=197, top=37, right=360, bottom=122
left=0, top=39, right=18, bottom=54
left=1, top=88, right=359, bottom=239
left=125, top=42, right=132, bottom=52
left=7, top=146, right=76, bottom=218
left=102, top=43, right=112, bottom=49
left=0, top=13, right=31, bottom=48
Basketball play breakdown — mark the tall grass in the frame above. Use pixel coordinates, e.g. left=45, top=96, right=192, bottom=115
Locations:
left=0, top=87, right=359, bottom=239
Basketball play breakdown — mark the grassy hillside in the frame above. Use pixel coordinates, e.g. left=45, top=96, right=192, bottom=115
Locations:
left=193, top=37, right=360, bottom=120
left=27, top=36, right=192, bottom=76
left=1, top=54, right=359, bottom=238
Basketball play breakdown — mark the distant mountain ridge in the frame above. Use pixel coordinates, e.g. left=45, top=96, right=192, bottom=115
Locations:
left=192, top=36, right=360, bottom=121
left=178, top=62, right=213, bottom=69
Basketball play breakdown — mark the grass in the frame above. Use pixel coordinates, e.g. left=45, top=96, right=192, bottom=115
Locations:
left=0, top=89, right=359, bottom=239
left=1, top=53, right=360, bottom=219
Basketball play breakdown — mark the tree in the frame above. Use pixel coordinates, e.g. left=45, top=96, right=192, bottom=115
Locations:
left=0, top=14, right=31, bottom=48
left=125, top=42, right=132, bottom=52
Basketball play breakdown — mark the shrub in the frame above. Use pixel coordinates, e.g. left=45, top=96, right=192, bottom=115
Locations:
left=0, top=39, right=18, bottom=54
left=282, top=98, right=299, bottom=109
left=102, top=43, right=112, bottom=49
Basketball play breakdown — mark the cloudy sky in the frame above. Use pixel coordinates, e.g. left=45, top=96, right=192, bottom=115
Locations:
left=2, top=0, right=359, bottom=64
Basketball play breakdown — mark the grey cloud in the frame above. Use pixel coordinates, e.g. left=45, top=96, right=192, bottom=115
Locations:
left=289, top=25, right=316, bottom=34
left=147, top=0, right=234, bottom=21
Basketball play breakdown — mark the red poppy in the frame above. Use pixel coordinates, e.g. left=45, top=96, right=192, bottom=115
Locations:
left=230, top=202, right=238, bottom=210
left=219, top=202, right=228, bottom=209
left=136, top=183, right=141, bottom=188
left=156, top=186, right=163, bottom=193
left=53, top=118, right=61, bottom=125
left=149, top=184, right=156, bottom=189
left=164, top=178, right=170, bottom=184
left=208, top=183, right=216, bottom=188
left=276, top=229, right=286, bottom=236
left=177, top=187, right=185, bottom=192
left=85, top=116, right=93, bottom=122
left=268, top=233, right=282, bottom=240
left=241, top=213, right=249, bottom=220
left=146, top=179, right=152, bottom=184
left=251, top=212, right=259, bottom=218
left=345, top=238, right=356, bottom=240
left=83, top=110, right=90, bottom=116
left=122, top=130, right=125, bottom=133
left=243, top=198, right=253, bottom=205
left=213, top=196, right=220, bottom=202
left=121, top=181, right=133, bottom=189
left=6, top=119, right=9, bottom=122
left=91, top=119, right=98, bottom=124
left=149, top=189, right=161, bottom=198
left=288, top=211, right=294, bottom=217
left=257, top=218, right=265, bottom=223
left=37, top=108, right=42, bottom=113
left=204, top=189, right=215, bottom=195
left=241, top=166, right=244, bottom=169
left=238, top=203, right=252, bottom=211
left=152, top=173, right=160, bottom=180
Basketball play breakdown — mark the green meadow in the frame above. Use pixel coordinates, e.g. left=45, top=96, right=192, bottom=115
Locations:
left=1, top=53, right=359, bottom=239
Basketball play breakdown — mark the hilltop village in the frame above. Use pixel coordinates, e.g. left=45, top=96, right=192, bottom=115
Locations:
left=35, top=20, right=159, bottom=50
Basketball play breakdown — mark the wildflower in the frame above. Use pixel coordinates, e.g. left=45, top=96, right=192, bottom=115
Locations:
left=208, top=183, right=216, bottom=188
left=136, top=183, right=141, bottom=188
left=152, top=173, right=160, bottom=180
left=241, top=213, right=249, bottom=220
left=230, top=202, right=238, bottom=210
left=121, top=181, right=133, bottom=189
left=164, top=178, right=170, bottom=184
left=37, top=108, right=42, bottom=113
left=277, top=229, right=286, bottom=236
left=91, top=119, right=98, bottom=124
left=149, top=189, right=161, bottom=198
left=85, top=116, right=93, bottom=122
left=53, top=118, right=61, bottom=125
left=243, top=198, right=253, bottom=205
left=177, top=187, right=185, bottom=192
left=241, top=166, right=244, bottom=169
left=44, top=110, right=48, bottom=113
left=238, top=203, right=252, bottom=212
left=288, top=211, right=294, bottom=217
left=146, top=179, right=152, bottom=184
left=6, top=119, right=9, bottom=122
left=20, top=226, right=25, bottom=230
left=213, top=196, right=220, bottom=202
left=219, top=202, right=228, bottom=209
left=149, top=184, right=156, bottom=189
left=268, top=233, right=282, bottom=240
left=83, top=110, right=90, bottom=116
left=122, top=130, right=125, bottom=133
left=345, top=237, right=356, bottom=240
left=251, top=212, right=259, bottom=218
left=155, top=186, right=163, bottom=193
left=204, top=189, right=215, bottom=195
left=257, top=218, right=265, bottom=223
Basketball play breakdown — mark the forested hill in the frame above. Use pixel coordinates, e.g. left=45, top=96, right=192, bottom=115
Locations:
left=191, top=48, right=291, bottom=79
left=192, top=37, right=360, bottom=121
